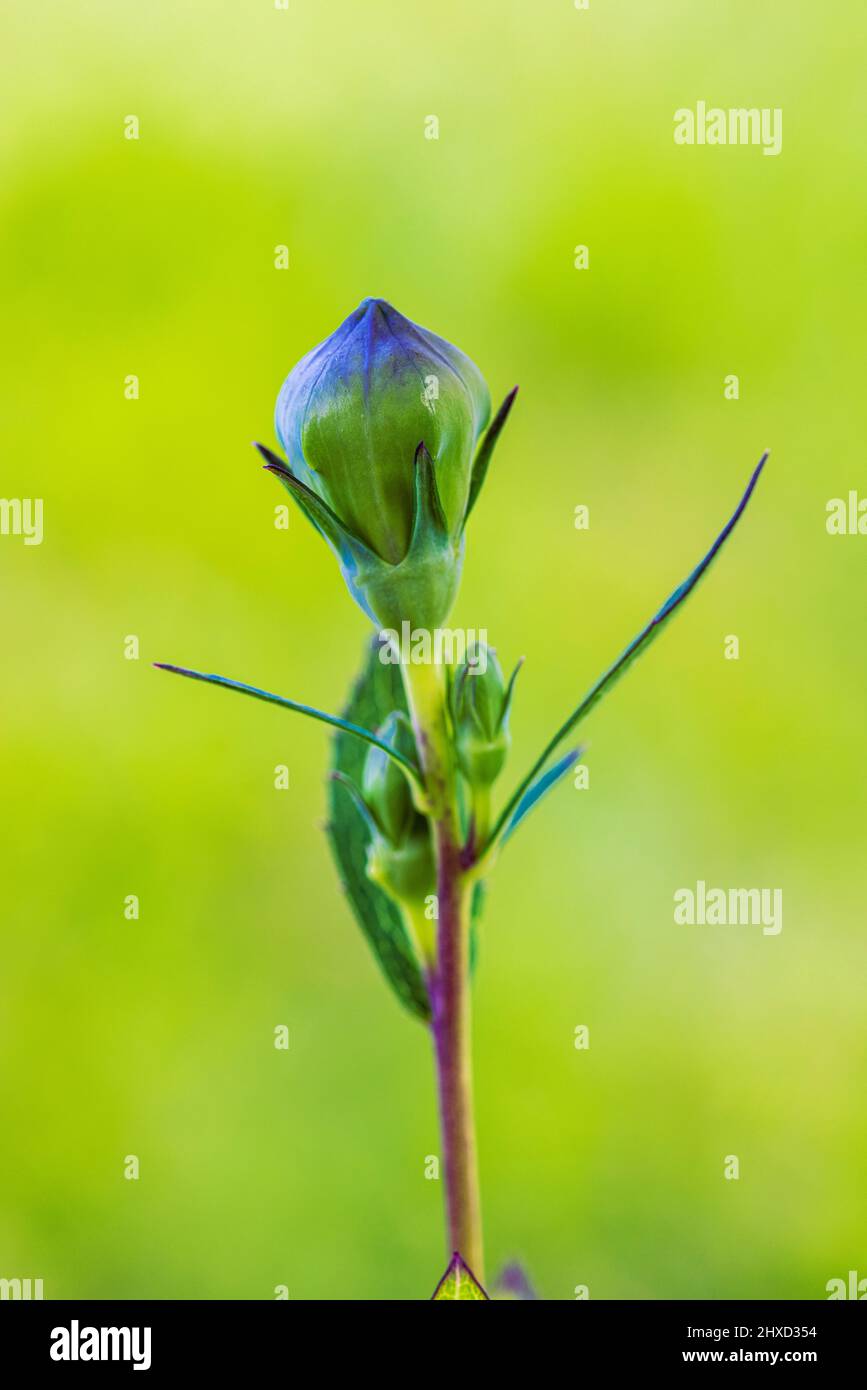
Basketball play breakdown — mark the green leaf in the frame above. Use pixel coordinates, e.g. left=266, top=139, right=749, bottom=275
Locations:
left=327, top=638, right=431, bottom=1021
left=483, top=452, right=769, bottom=857
left=153, top=663, right=422, bottom=787
left=500, top=746, right=584, bottom=847
left=431, top=1253, right=489, bottom=1300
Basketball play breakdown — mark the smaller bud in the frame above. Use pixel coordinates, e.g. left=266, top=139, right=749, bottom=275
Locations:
left=335, top=714, right=435, bottom=912
left=362, top=713, right=417, bottom=847
left=451, top=645, right=521, bottom=789
left=366, top=820, right=435, bottom=910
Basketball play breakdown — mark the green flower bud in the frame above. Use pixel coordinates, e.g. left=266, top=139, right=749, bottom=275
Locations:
left=344, top=713, right=436, bottom=910
left=451, top=645, right=520, bottom=788
left=256, top=298, right=517, bottom=632
left=366, top=825, right=435, bottom=911
left=361, top=713, right=418, bottom=848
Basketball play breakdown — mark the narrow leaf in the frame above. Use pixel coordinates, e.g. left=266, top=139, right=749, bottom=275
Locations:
left=500, top=746, right=584, bottom=846
left=431, top=1253, right=489, bottom=1301
left=153, top=663, right=423, bottom=787
left=484, top=452, right=768, bottom=856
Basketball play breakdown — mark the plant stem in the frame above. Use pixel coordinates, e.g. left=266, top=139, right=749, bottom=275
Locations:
left=429, top=820, right=483, bottom=1278
left=471, top=784, right=491, bottom=856
left=401, top=661, right=485, bottom=1280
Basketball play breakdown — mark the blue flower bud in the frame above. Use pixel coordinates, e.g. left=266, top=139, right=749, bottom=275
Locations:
left=256, top=299, right=517, bottom=631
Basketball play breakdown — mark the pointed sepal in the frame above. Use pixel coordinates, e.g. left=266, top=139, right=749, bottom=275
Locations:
left=410, top=440, right=450, bottom=549
left=357, top=442, right=465, bottom=632
left=464, top=385, right=518, bottom=525
left=254, top=441, right=377, bottom=569
left=499, top=655, right=524, bottom=732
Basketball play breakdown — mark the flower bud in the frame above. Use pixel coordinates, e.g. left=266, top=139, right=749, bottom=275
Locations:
left=257, top=299, right=517, bottom=632
left=357, top=714, right=435, bottom=908
left=361, top=713, right=418, bottom=848
left=451, top=645, right=520, bottom=788
left=366, top=823, right=435, bottom=910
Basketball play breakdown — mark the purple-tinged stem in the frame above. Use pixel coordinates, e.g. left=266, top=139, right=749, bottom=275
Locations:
left=429, top=821, right=483, bottom=1278
left=402, top=661, right=484, bottom=1279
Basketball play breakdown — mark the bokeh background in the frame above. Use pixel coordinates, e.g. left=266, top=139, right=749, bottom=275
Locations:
left=2, top=0, right=865, bottom=1300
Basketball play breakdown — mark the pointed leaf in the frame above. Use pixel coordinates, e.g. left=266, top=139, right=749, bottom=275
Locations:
left=431, top=1253, right=489, bottom=1301
left=327, top=637, right=431, bottom=1021
left=153, top=663, right=423, bottom=787
left=500, top=746, right=584, bottom=847
left=483, top=452, right=769, bottom=856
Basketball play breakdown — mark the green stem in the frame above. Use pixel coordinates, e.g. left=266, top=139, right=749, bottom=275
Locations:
left=402, top=661, right=484, bottom=1280
left=471, top=785, right=491, bottom=854
left=430, top=821, right=483, bottom=1278
left=401, top=899, right=437, bottom=970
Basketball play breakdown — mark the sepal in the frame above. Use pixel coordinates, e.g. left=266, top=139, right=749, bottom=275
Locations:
left=464, top=385, right=518, bottom=525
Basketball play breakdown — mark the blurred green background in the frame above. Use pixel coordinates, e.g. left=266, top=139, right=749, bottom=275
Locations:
left=2, top=0, right=865, bottom=1300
